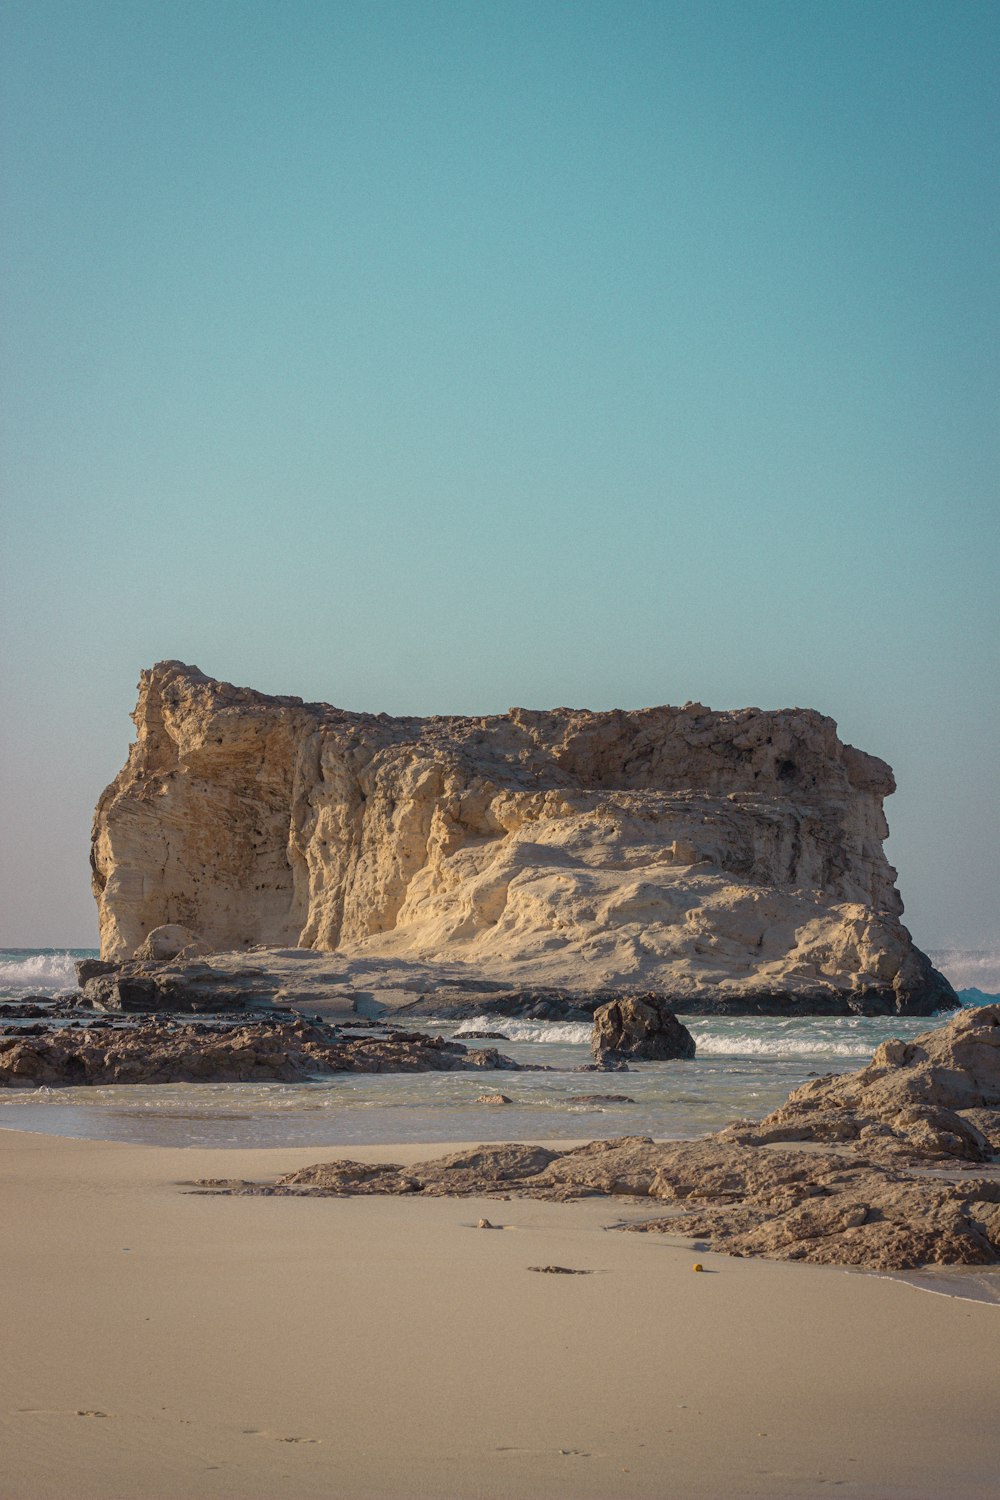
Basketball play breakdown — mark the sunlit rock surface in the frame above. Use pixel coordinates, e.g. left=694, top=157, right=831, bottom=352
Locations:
left=91, top=662, right=955, bottom=1014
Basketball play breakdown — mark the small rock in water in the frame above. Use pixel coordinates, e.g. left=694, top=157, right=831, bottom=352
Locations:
left=592, top=995, right=696, bottom=1063
left=475, top=1092, right=514, bottom=1105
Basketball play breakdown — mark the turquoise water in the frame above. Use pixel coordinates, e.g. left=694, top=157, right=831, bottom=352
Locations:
left=0, top=946, right=994, bottom=1151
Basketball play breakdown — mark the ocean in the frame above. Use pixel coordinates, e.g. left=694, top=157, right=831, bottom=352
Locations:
left=1, top=945, right=996, bottom=1151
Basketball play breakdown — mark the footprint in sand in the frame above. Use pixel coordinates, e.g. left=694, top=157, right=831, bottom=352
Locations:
left=14, top=1408, right=110, bottom=1419
left=495, top=1446, right=595, bottom=1458
left=242, top=1429, right=321, bottom=1444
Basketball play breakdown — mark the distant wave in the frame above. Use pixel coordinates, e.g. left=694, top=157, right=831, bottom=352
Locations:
left=0, top=951, right=80, bottom=995
left=688, top=1030, right=878, bottom=1059
left=454, top=1017, right=593, bottom=1046
left=454, top=1013, right=889, bottom=1060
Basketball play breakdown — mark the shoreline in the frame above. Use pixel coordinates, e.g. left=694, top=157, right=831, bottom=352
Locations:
left=3, top=1126, right=1000, bottom=1499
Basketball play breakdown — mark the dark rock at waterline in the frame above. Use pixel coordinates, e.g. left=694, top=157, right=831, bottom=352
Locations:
left=0, top=1015, right=537, bottom=1088
left=592, top=995, right=696, bottom=1064
left=392, top=974, right=958, bottom=1021
left=74, top=958, right=120, bottom=986
left=81, top=961, right=278, bottom=1014
left=0, top=997, right=83, bottom=1019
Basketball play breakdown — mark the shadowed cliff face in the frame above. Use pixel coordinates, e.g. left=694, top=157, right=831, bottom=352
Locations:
left=90, top=662, right=954, bottom=1013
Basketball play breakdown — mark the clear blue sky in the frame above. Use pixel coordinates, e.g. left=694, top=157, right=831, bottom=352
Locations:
left=1, top=0, right=997, bottom=950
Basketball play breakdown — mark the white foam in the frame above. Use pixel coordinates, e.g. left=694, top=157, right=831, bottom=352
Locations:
left=453, top=1016, right=593, bottom=1046
left=453, top=1011, right=936, bottom=1061
left=688, top=1031, right=876, bottom=1059
left=0, top=951, right=80, bottom=995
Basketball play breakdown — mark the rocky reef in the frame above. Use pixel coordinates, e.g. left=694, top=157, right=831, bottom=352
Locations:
left=0, top=1015, right=525, bottom=1088
left=91, top=661, right=955, bottom=1014
left=198, top=1006, right=1000, bottom=1272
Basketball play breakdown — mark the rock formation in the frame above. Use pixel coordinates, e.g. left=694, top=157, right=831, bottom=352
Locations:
left=196, top=1008, right=1000, bottom=1272
left=91, top=661, right=956, bottom=1014
left=591, top=995, right=696, bottom=1062
left=724, top=998, right=1000, bottom=1161
left=79, top=959, right=282, bottom=1014
left=0, top=1016, right=525, bottom=1088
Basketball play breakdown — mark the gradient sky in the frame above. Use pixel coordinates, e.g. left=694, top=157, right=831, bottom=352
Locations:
left=1, top=0, right=997, bottom=951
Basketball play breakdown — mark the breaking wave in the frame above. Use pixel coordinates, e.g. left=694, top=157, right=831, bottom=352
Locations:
left=453, top=1017, right=593, bottom=1046
left=687, top=1029, right=881, bottom=1059
left=0, top=950, right=85, bottom=996
left=451, top=1012, right=924, bottom=1061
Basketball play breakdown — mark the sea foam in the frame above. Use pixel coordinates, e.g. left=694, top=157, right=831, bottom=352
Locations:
left=0, top=951, right=82, bottom=996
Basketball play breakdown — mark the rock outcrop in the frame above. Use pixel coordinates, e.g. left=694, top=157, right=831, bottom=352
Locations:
left=198, top=1134, right=1000, bottom=1272
left=91, top=661, right=956, bottom=1014
left=724, top=1000, right=1000, bottom=1161
left=195, top=1008, right=1000, bottom=1272
left=79, top=960, right=281, bottom=1014
left=0, top=1016, right=525, bottom=1087
left=591, top=995, right=696, bottom=1062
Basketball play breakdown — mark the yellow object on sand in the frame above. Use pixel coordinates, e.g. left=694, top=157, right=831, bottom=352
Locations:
left=692, top=1262, right=704, bottom=1272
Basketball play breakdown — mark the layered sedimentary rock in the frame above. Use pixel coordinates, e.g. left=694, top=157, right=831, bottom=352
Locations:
left=91, top=661, right=955, bottom=1014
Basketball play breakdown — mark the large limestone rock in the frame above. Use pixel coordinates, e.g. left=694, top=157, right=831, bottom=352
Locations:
left=91, top=662, right=955, bottom=1014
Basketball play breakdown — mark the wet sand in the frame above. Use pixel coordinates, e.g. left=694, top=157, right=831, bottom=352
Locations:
left=2, top=1127, right=999, bottom=1499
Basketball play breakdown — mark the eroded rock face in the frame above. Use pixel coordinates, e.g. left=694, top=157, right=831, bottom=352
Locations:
left=195, top=1008, right=1000, bottom=1271
left=592, top=995, right=695, bottom=1062
left=91, top=661, right=955, bottom=1014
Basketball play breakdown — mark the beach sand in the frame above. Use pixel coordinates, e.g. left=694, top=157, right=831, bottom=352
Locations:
left=2, top=1128, right=999, bottom=1500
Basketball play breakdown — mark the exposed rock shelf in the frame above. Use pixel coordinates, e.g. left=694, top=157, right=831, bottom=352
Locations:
left=0, top=1016, right=525, bottom=1087
left=91, top=661, right=956, bottom=1014
left=196, top=1007, right=1000, bottom=1272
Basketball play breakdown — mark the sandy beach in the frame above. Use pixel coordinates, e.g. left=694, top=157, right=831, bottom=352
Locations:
left=3, top=1127, right=999, bottom=1500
